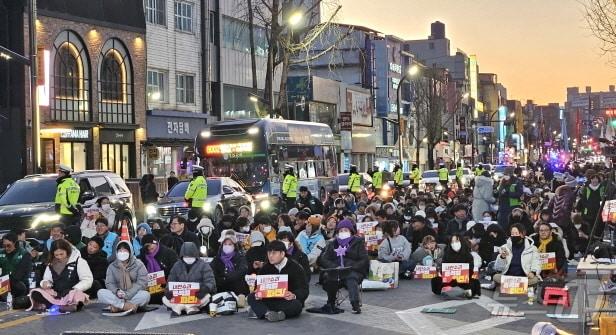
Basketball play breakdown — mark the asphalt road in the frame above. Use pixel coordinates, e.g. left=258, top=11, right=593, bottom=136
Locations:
left=0, top=271, right=582, bottom=335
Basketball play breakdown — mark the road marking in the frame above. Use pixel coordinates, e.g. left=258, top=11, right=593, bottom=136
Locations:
left=0, top=314, right=43, bottom=330
left=134, top=306, right=211, bottom=331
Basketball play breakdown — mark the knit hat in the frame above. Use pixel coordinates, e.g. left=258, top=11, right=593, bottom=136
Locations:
left=180, top=242, right=199, bottom=258
left=564, top=174, right=577, bottom=187
left=336, top=219, right=356, bottom=233
left=218, top=229, right=238, bottom=244
left=196, top=218, right=215, bottom=236
left=250, top=230, right=266, bottom=247
left=308, top=214, right=322, bottom=226
left=141, top=234, right=157, bottom=247
left=89, top=236, right=104, bottom=250
left=64, top=225, right=82, bottom=246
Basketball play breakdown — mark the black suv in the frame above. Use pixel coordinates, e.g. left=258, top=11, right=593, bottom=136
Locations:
left=0, top=170, right=135, bottom=239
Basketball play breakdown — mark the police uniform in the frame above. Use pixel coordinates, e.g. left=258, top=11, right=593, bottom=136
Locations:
left=438, top=165, right=449, bottom=187
left=55, top=164, right=81, bottom=226
left=185, top=166, right=208, bottom=230
left=372, top=167, right=383, bottom=191
left=410, top=166, right=421, bottom=189
left=282, top=164, right=298, bottom=210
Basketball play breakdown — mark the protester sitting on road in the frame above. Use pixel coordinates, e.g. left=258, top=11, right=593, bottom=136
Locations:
left=291, top=211, right=309, bottom=235
left=310, top=219, right=369, bottom=315
left=445, top=204, right=469, bottom=241
left=246, top=231, right=268, bottom=275
left=378, top=220, right=413, bottom=278
left=247, top=240, right=309, bottom=322
left=531, top=222, right=568, bottom=277
left=97, top=241, right=150, bottom=314
left=484, top=223, right=541, bottom=290
left=211, top=230, right=249, bottom=303
left=405, top=215, right=437, bottom=252
left=29, top=239, right=93, bottom=312
left=431, top=234, right=480, bottom=299
left=160, top=215, right=200, bottom=255
left=410, top=235, right=444, bottom=270
left=80, top=236, right=108, bottom=298
left=163, top=242, right=217, bottom=315
left=296, top=214, right=326, bottom=267
left=322, top=215, right=338, bottom=241
left=94, top=218, right=119, bottom=261
left=0, top=233, right=33, bottom=308
left=252, top=212, right=277, bottom=244
left=64, top=225, right=86, bottom=251
left=44, top=223, right=66, bottom=253
left=277, top=231, right=311, bottom=283
left=132, top=223, right=152, bottom=257
left=508, top=208, right=535, bottom=238
left=138, top=234, right=178, bottom=304
left=478, top=223, right=507, bottom=267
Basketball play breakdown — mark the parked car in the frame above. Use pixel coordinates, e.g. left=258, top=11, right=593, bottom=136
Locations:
left=0, top=170, right=135, bottom=239
left=492, top=164, right=511, bottom=182
left=338, top=173, right=373, bottom=193
left=145, top=177, right=252, bottom=225
left=448, top=168, right=474, bottom=187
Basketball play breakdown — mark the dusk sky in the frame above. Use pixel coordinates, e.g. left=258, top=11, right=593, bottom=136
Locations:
left=328, top=0, right=615, bottom=105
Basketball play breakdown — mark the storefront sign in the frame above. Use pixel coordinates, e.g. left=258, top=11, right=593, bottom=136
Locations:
left=389, top=63, right=402, bottom=74
left=147, top=115, right=207, bottom=140
left=339, top=112, right=352, bottom=131
left=100, top=129, right=135, bottom=143
left=61, top=129, right=91, bottom=141
left=346, top=89, right=372, bottom=127
left=391, top=77, right=400, bottom=90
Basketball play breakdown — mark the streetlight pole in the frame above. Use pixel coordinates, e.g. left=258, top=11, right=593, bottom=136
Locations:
left=29, top=0, right=39, bottom=173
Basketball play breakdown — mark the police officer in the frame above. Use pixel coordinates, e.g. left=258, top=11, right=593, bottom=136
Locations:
left=55, top=164, right=81, bottom=226
left=348, top=165, right=361, bottom=194
left=372, top=165, right=383, bottom=192
left=410, top=164, right=421, bottom=190
left=438, top=163, right=449, bottom=188
left=455, top=163, right=464, bottom=188
left=393, top=164, right=403, bottom=189
left=474, top=164, right=484, bottom=177
left=185, top=165, right=207, bottom=231
left=282, top=164, right=298, bottom=211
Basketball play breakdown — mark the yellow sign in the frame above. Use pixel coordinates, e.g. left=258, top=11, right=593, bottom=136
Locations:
left=205, top=142, right=253, bottom=155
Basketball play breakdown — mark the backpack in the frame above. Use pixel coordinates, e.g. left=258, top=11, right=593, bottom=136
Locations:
left=210, top=292, right=238, bottom=315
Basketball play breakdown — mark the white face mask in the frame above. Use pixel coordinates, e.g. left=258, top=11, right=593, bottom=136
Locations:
left=102, top=204, right=111, bottom=211
left=574, top=224, right=582, bottom=230
left=222, top=245, right=235, bottom=254
left=428, top=218, right=435, bottom=223
left=183, top=257, right=196, bottom=265
left=117, top=251, right=130, bottom=262
left=262, top=226, right=272, bottom=233
left=483, top=216, right=492, bottom=221
left=283, top=241, right=291, bottom=250
left=451, top=242, right=462, bottom=252
left=338, top=231, right=351, bottom=239
left=241, top=226, right=250, bottom=233
left=376, top=231, right=383, bottom=239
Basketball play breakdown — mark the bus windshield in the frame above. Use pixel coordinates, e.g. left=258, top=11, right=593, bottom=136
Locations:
left=205, top=158, right=268, bottom=193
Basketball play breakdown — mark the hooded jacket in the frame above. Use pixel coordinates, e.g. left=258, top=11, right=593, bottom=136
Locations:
left=166, top=242, right=216, bottom=299
left=548, top=185, right=577, bottom=228
left=132, top=223, right=153, bottom=257
left=494, top=236, right=541, bottom=279
left=478, top=224, right=507, bottom=264
left=80, top=248, right=109, bottom=284
left=297, top=227, right=326, bottom=266
left=472, top=176, right=495, bottom=221
left=105, top=241, right=149, bottom=300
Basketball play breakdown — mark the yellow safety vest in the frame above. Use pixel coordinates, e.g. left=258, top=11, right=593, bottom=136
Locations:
left=282, top=174, right=298, bottom=198
left=410, top=168, right=421, bottom=184
left=438, top=168, right=449, bottom=181
left=474, top=168, right=484, bottom=176
left=372, top=171, right=383, bottom=189
left=456, top=167, right=464, bottom=179
left=55, top=177, right=80, bottom=215
left=185, top=176, right=208, bottom=208
left=394, top=170, right=403, bottom=186
left=348, top=173, right=361, bottom=193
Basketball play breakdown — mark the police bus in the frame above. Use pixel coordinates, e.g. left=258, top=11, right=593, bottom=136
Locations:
left=195, top=118, right=338, bottom=203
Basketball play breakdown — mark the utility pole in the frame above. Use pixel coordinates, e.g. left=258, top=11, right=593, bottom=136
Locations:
left=29, top=0, right=39, bottom=174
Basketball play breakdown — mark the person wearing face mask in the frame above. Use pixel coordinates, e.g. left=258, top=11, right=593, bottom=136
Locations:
left=0, top=233, right=33, bottom=308
left=378, top=221, right=413, bottom=278
left=405, top=216, right=437, bottom=252
left=478, top=223, right=506, bottom=266
left=277, top=231, right=311, bottom=283
left=531, top=222, right=567, bottom=281
left=210, top=231, right=249, bottom=301
left=472, top=171, right=496, bottom=223
left=431, top=234, right=480, bottom=299
left=411, top=235, right=444, bottom=270
left=131, top=223, right=152, bottom=257
left=137, top=235, right=178, bottom=302
left=577, top=173, right=606, bottom=236
left=95, top=197, right=116, bottom=229
left=484, top=224, right=541, bottom=290
left=97, top=241, right=150, bottom=314
left=297, top=215, right=326, bottom=268
left=80, top=236, right=108, bottom=298
left=163, top=242, right=216, bottom=315
left=496, top=167, right=524, bottom=231
left=246, top=231, right=268, bottom=274
left=311, top=219, right=369, bottom=315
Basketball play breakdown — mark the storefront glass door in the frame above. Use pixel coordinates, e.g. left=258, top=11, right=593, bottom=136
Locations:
left=60, top=142, right=86, bottom=172
left=101, top=143, right=130, bottom=179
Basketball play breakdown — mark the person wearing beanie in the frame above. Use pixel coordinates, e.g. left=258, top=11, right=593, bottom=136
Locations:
left=404, top=216, right=436, bottom=253
left=310, top=219, right=368, bottom=315
left=80, top=236, right=109, bottom=298
left=297, top=214, right=326, bottom=267
left=98, top=241, right=150, bottom=314
left=137, top=234, right=178, bottom=304
left=163, top=242, right=216, bottom=315
left=210, top=231, right=249, bottom=302
left=132, top=223, right=152, bottom=258
left=247, top=240, right=309, bottom=322
left=0, top=233, right=33, bottom=308
left=277, top=231, right=310, bottom=283
left=65, top=225, right=85, bottom=250
left=246, top=230, right=268, bottom=274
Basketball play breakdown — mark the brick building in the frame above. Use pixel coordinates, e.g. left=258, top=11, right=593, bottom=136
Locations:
left=25, top=0, right=147, bottom=178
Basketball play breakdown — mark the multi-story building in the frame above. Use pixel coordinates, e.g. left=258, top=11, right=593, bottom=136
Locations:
left=566, top=85, right=616, bottom=142
left=26, top=0, right=147, bottom=179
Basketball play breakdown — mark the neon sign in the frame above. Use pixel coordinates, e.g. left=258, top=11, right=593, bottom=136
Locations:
left=205, top=142, right=253, bottom=155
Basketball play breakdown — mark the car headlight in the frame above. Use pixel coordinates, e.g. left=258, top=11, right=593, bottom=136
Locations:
left=145, top=205, right=157, bottom=216
left=32, top=213, right=61, bottom=228
left=260, top=200, right=271, bottom=210
left=202, top=202, right=212, bottom=212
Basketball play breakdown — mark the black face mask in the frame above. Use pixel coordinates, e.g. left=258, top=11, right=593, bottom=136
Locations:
left=510, top=236, right=523, bottom=244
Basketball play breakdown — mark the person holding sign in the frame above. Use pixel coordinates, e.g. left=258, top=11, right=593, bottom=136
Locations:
left=138, top=235, right=178, bottom=304
left=163, top=242, right=216, bottom=315
left=211, top=231, right=250, bottom=299
left=97, top=241, right=150, bottom=314
left=531, top=222, right=567, bottom=303
left=489, top=224, right=541, bottom=290
left=0, top=233, right=33, bottom=308
left=247, top=240, right=309, bottom=322
left=430, top=234, right=480, bottom=299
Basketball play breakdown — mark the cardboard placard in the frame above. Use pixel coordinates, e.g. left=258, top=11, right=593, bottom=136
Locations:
left=168, top=282, right=200, bottom=304
left=146, top=271, right=166, bottom=294
left=236, top=233, right=249, bottom=244
left=539, top=252, right=556, bottom=271
left=364, top=233, right=380, bottom=251
left=368, top=260, right=399, bottom=289
left=0, top=275, right=10, bottom=295
left=255, top=275, right=288, bottom=299
left=414, top=265, right=438, bottom=279
left=442, top=263, right=470, bottom=284
left=500, top=275, right=528, bottom=295
left=356, top=221, right=378, bottom=235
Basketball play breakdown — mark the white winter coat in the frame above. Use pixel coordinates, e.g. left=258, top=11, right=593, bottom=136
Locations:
left=472, top=176, right=496, bottom=221
left=494, top=236, right=542, bottom=279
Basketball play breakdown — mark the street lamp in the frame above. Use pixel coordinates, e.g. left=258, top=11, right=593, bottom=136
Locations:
left=509, top=112, right=515, bottom=119
left=395, top=64, right=420, bottom=168
left=288, top=11, right=303, bottom=27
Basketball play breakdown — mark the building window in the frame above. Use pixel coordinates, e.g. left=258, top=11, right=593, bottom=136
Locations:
left=221, top=15, right=268, bottom=56
left=51, top=30, right=90, bottom=122
left=98, top=39, right=134, bottom=124
left=176, top=73, right=195, bottom=104
left=145, top=0, right=166, bottom=25
left=174, top=1, right=193, bottom=33
left=147, top=70, right=167, bottom=102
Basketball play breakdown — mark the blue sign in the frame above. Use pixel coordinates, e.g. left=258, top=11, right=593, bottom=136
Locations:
left=476, top=126, right=494, bottom=134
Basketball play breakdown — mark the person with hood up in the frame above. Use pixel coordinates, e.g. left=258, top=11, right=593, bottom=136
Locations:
left=163, top=242, right=217, bottom=315
left=132, top=223, right=152, bottom=257
left=478, top=223, right=507, bottom=266
left=296, top=214, right=326, bottom=267
left=28, top=239, right=93, bottom=312
left=196, top=218, right=216, bottom=257
left=496, top=167, right=524, bottom=231
left=97, top=241, right=150, bottom=314
left=246, top=231, right=268, bottom=274
left=378, top=220, right=413, bottom=278
left=238, top=205, right=255, bottom=225
left=296, top=186, right=324, bottom=215
left=81, top=236, right=109, bottom=297
left=472, top=171, right=495, bottom=222
left=310, top=219, right=369, bottom=315
left=210, top=230, right=249, bottom=300
left=431, top=234, right=481, bottom=299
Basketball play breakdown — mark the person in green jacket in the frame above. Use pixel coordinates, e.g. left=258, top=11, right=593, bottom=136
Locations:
left=393, top=164, right=403, bottom=189
left=282, top=164, right=298, bottom=211
left=372, top=165, right=383, bottom=192
left=455, top=163, right=464, bottom=188
left=55, top=164, right=81, bottom=226
left=348, top=165, right=361, bottom=194
left=185, top=165, right=208, bottom=231
left=438, top=163, right=449, bottom=188
left=0, top=233, right=33, bottom=307
left=410, top=164, right=421, bottom=189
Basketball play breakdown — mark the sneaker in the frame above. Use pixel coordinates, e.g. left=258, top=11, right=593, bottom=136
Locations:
left=186, top=306, right=200, bottom=315
left=600, top=281, right=616, bottom=292
left=351, top=301, right=361, bottom=314
left=171, top=305, right=184, bottom=316
left=481, top=282, right=496, bottom=290
left=574, top=252, right=583, bottom=259
left=265, top=310, right=286, bottom=322
left=464, top=290, right=473, bottom=299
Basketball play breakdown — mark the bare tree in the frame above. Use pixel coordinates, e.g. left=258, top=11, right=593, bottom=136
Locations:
left=584, top=0, right=616, bottom=64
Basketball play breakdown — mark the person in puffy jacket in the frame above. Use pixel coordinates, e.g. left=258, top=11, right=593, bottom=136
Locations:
left=210, top=231, right=249, bottom=299
left=491, top=224, right=541, bottom=289
left=378, top=220, right=412, bottom=278
left=296, top=215, right=326, bottom=267
left=472, top=171, right=495, bottom=221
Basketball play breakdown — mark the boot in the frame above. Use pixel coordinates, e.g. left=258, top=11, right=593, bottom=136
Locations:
left=351, top=301, right=361, bottom=314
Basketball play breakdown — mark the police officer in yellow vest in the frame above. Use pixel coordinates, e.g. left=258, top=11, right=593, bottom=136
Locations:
left=55, top=164, right=81, bottom=226
left=410, top=164, right=421, bottom=189
left=282, top=164, right=298, bottom=210
left=348, top=165, right=361, bottom=194
left=438, top=163, right=449, bottom=188
left=185, top=165, right=207, bottom=231
left=474, top=164, right=484, bottom=177
left=371, top=165, right=383, bottom=192
left=455, top=163, right=464, bottom=188
left=393, top=164, right=403, bottom=189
